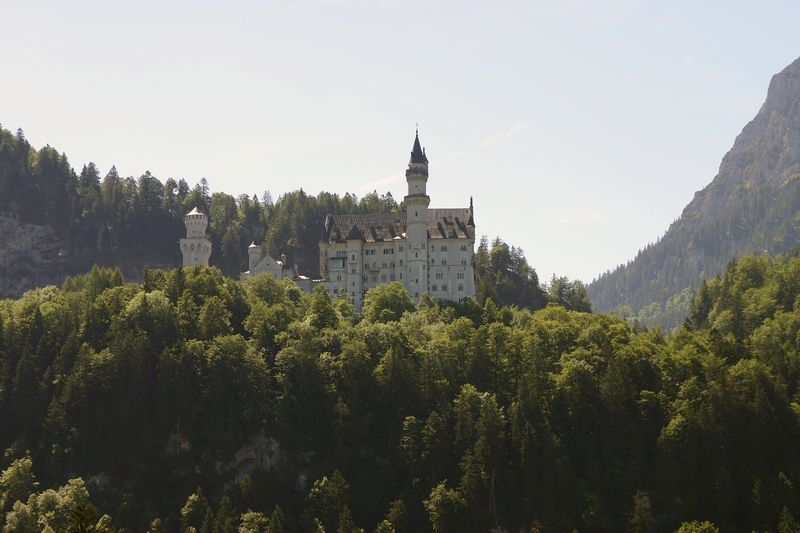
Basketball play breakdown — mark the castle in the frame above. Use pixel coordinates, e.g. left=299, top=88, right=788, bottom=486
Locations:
left=317, top=131, right=476, bottom=309
left=179, top=206, right=212, bottom=268
left=183, top=131, right=476, bottom=310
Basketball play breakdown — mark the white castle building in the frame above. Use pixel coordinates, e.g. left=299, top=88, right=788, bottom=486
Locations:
left=318, top=131, right=476, bottom=309
left=239, top=242, right=291, bottom=282
left=179, top=207, right=212, bottom=267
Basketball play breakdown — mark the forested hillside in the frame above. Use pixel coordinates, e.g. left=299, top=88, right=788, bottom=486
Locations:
left=0, top=125, right=562, bottom=314
left=588, top=56, right=800, bottom=329
left=2, top=254, right=800, bottom=532
left=0, top=124, right=403, bottom=291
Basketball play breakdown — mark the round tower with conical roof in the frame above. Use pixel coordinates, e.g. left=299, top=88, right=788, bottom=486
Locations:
left=404, top=129, right=430, bottom=300
left=179, top=207, right=212, bottom=267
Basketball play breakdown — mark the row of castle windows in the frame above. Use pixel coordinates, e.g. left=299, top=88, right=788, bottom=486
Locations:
left=430, top=244, right=470, bottom=252
left=364, top=273, right=398, bottom=282
left=340, top=244, right=468, bottom=258
left=431, top=284, right=465, bottom=292
left=365, top=247, right=397, bottom=256
left=429, top=258, right=469, bottom=266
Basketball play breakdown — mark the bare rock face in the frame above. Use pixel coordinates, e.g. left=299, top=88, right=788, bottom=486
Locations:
left=588, top=56, right=800, bottom=328
left=0, top=215, right=76, bottom=298
left=685, top=56, right=800, bottom=226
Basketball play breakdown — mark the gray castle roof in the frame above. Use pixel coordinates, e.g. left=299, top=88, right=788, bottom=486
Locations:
left=322, top=208, right=473, bottom=243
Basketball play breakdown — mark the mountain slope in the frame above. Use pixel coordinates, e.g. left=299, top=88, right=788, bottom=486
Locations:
left=588, top=56, right=800, bottom=328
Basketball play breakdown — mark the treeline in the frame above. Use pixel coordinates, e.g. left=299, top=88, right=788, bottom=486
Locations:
left=0, top=125, right=399, bottom=278
left=2, top=253, right=800, bottom=532
left=588, top=174, right=800, bottom=329
left=0, top=125, right=567, bottom=313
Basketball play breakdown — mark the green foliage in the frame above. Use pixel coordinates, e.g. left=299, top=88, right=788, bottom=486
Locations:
left=0, top=455, right=38, bottom=513
left=675, top=521, right=719, bottom=533
left=5, top=250, right=800, bottom=532
left=474, top=236, right=548, bottom=311
left=362, top=282, right=416, bottom=323
left=0, top=126, right=405, bottom=289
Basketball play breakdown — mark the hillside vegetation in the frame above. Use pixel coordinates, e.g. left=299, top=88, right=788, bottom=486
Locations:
left=0, top=124, right=566, bottom=315
left=2, top=253, right=800, bottom=531
left=0, top=124, right=399, bottom=292
left=588, top=56, right=800, bottom=329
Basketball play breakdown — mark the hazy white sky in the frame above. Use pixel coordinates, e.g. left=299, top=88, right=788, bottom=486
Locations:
left=2, top=0, right=799, bottom=282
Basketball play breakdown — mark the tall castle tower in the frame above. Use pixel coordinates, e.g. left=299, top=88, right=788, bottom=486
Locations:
left=179, top=207, right=212, bottom=267
left=404, top=129, right=430, bottom=299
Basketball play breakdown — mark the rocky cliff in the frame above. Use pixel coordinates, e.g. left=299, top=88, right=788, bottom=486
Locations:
left=588, top=56, right=800, bottom=329
left=0, top=215, right=76, bottom=298
left=0, top=214, right=173, bottom=299
left=685, top=56, right=800, bottom=227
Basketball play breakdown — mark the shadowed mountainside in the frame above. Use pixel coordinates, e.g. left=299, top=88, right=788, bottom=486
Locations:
left=588, top=56, right=800, bottom=329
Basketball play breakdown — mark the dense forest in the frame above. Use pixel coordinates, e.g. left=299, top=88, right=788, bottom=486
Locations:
left=0, top=125, right=572, bottom=316
left=2, top=251, right=800, bottom=531
left=0, top=125, right=401, bottom=282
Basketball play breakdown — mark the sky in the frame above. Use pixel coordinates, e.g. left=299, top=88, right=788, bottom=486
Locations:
left=2, top=0, right=800, bottom=283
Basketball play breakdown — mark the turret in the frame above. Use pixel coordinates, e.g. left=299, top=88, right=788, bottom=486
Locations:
left=179, top=206, right=212, bottom=267
left=184, top=206, right=209, bottom=239
left=248, top=242, right=261, bottom=272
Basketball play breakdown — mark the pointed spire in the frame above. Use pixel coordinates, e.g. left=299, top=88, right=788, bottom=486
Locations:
left=468, top=196, right=475, bottom=227
left=410, top=127, right=428, bottom=164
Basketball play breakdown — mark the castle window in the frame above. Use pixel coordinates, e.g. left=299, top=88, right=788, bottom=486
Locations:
left=415, top=252, right=418, bottom=258
left=461, top=258, right=467, bottom=265
left=381, top=274, right=387, bottom=281
left=458, top=284, right=463, bottom=291
left=436, top=272, right=443, bottom=279
left=382, top=262, right=387, bottom=268
left=400, top=273, right=403, bottom=280
left=430, top=258, right=435, bottom=265
left=351, top=268, right=357, bottom=274
left=442, top=285, right=447, bottom=292
left=441, top=245, right=447, bottom=251
left=457, top=272, right=464, bottom=279
left=372, top=276, right=378, bottom=282
left=441, top=259, right=446, bottom=266
left=373, top=262, right=377, bottom=268
left=431, top=245, right=434, bottom=251
left=363, top=276, right=368, bottom=282
left=415, top=292, right=419, bottom=298
left=390, top=273, right=395, bottom=281
left=399, top=245, right=404, bottom=252
left=399, top=260, right=403, bottom=266
left=352, top=282, right=355, bottom=287
left=432, top=285, right=437, bottom=292
left=390, top=262, right=395, bottom=268
left=351, top=254, right=355, bottom=260
left=461, top=244, right=468, bottom=251
left=336, top=275, right=342, bottom=281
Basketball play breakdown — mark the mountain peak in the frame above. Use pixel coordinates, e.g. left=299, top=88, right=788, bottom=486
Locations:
left=686, top=55, right=800, bottom=227
left=589, top=55, right=800, bottom=329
